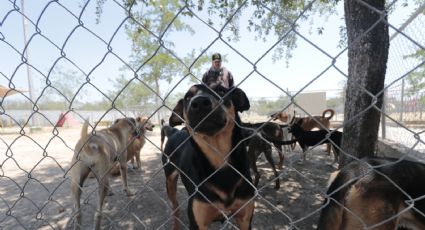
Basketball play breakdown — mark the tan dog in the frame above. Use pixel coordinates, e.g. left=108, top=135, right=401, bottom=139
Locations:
left=110, top=116, right=154, bottom=175
left=70, top=117, right=142, bottom=230
left=272, top=109, right=335, bottom=153
left=272, top=109, right=334, bottom=129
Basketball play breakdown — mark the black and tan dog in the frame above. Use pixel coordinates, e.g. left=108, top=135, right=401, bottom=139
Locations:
left=318, top=156, right=425, bottom=229
left=70, top=117, right=142, bottom=230
left=162, top=84, right=255, bottom=230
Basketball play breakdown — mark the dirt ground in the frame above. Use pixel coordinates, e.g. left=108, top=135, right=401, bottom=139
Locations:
left=0, top=126, right=336, bottom=230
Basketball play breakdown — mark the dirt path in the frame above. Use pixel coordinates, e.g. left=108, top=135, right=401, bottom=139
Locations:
left=0, top=127, right=335, bottom=229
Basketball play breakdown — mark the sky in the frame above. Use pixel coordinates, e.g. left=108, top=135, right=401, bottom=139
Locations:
left=0, top=0, right=420, bottom=105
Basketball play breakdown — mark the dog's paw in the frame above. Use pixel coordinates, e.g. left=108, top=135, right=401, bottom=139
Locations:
left=277, top=163, right=283, bottom=170
left=274, top=180, right=280, bottom=190
left=107, top=190, right=114, bottom=196
left=330, top=163, right=339, bottom=170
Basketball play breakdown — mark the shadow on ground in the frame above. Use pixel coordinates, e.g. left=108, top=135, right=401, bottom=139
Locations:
left=0, top=130, right=336, bottom=230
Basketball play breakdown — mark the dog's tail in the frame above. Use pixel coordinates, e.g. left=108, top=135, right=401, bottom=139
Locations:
left=160, top=119, right=166, bottom=151
left=322, top=109, right=335, bottom=120
left=81, top=120, right=89, bottom=139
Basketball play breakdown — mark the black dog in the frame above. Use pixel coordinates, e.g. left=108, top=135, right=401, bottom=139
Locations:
left=288, top=119, right=342, bottom=165
left=318, top=157, right=425, bottom=229
left=160, top=118, right=179, bottom=151
left=162, top=84, right=255, bottom=230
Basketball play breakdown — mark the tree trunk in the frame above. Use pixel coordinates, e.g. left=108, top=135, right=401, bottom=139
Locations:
left=340, top=0, right=389, bottom=167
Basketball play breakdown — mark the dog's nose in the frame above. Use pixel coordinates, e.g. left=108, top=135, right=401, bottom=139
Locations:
left=190, top=96, right=212, bottom=112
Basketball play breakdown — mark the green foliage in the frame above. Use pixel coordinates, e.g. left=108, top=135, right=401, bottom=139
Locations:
left=405, top=49, right=425, bottom=95
left=250, top=95, right=290, bottom=115
left=37, top=66, right=86, bottom=110
left=47, top=67, right=85, bottom=100
left=1, top=100, right=32, bottom=110
left=196, top=0, right=338, bottom=63
left=108, top=74, right=155, bottom=110
left=96, top=0, right=210, bottom=110
left=76, top=100, right=112, bottom=111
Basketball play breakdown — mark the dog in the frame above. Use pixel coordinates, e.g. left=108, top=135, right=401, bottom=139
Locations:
left=288, top=119, right=341, bottom=165
left=241, top=121, right=296, bottom=189
left=160, top=118, right=179, bottom=151
left=70, top=117, right=142, bottom=230
left=109, top=116, right=154, bottom=175
left=162, top=84, right=255, bottom=230
left=317, top=156, right=425, bottom=230
left=241, top=122, right=291, bottom=170
left=272, top=109, right=335, bottom=153
left=242, top=128, right=296, bottom=189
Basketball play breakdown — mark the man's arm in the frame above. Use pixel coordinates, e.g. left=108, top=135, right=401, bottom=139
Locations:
left=201, top=71, right=208, bottom=84
left=228, top=70, right=234, bottom=88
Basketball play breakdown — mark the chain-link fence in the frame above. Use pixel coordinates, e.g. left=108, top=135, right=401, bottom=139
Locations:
left=1, top=0, right=425, bottom=229
left=382, top=2, right=425, bottom=153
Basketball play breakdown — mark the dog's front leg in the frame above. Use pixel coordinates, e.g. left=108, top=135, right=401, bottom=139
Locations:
left=120, top=151, right=134, bottom=196
left=135, top=151, right=142, bottom=170
left=166, top=171, right=180, bottom=230
left=330, top=146, right=339, bottom=168
left=191, top=199, right=221, bottom=230
left=234, top=200, right=255, bottom=230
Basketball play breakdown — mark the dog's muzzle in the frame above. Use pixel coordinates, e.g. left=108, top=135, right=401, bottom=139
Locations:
left=187, top=95, right=227, bottom=135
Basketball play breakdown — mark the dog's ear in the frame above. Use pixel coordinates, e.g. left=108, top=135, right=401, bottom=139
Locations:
left=169, top=99, right=185, bottom=127
left=270, top=111, right=278, bottom=120
left=128, top=117, right=136, bottom=127
left=296, top=118, right=303, bottom=126
left=230, top=87, right=250, bottom=112
left=289, top=111, right=297, bottom=124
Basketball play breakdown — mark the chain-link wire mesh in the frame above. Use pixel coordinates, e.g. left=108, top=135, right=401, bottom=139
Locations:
left=382, top=3, right=425, bottom=153
left=1, top=0, right=425, bottom=229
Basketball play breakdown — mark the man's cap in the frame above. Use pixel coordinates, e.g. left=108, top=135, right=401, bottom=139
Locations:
left=212, top=53, right=221, bottom=61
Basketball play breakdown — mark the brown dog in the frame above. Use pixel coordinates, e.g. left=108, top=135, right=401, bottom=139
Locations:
left=70, top=117, right=142, bottom=230
left=110, top=116, right=154, bottom=175
left=272, top=109, right=335, bottom=153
